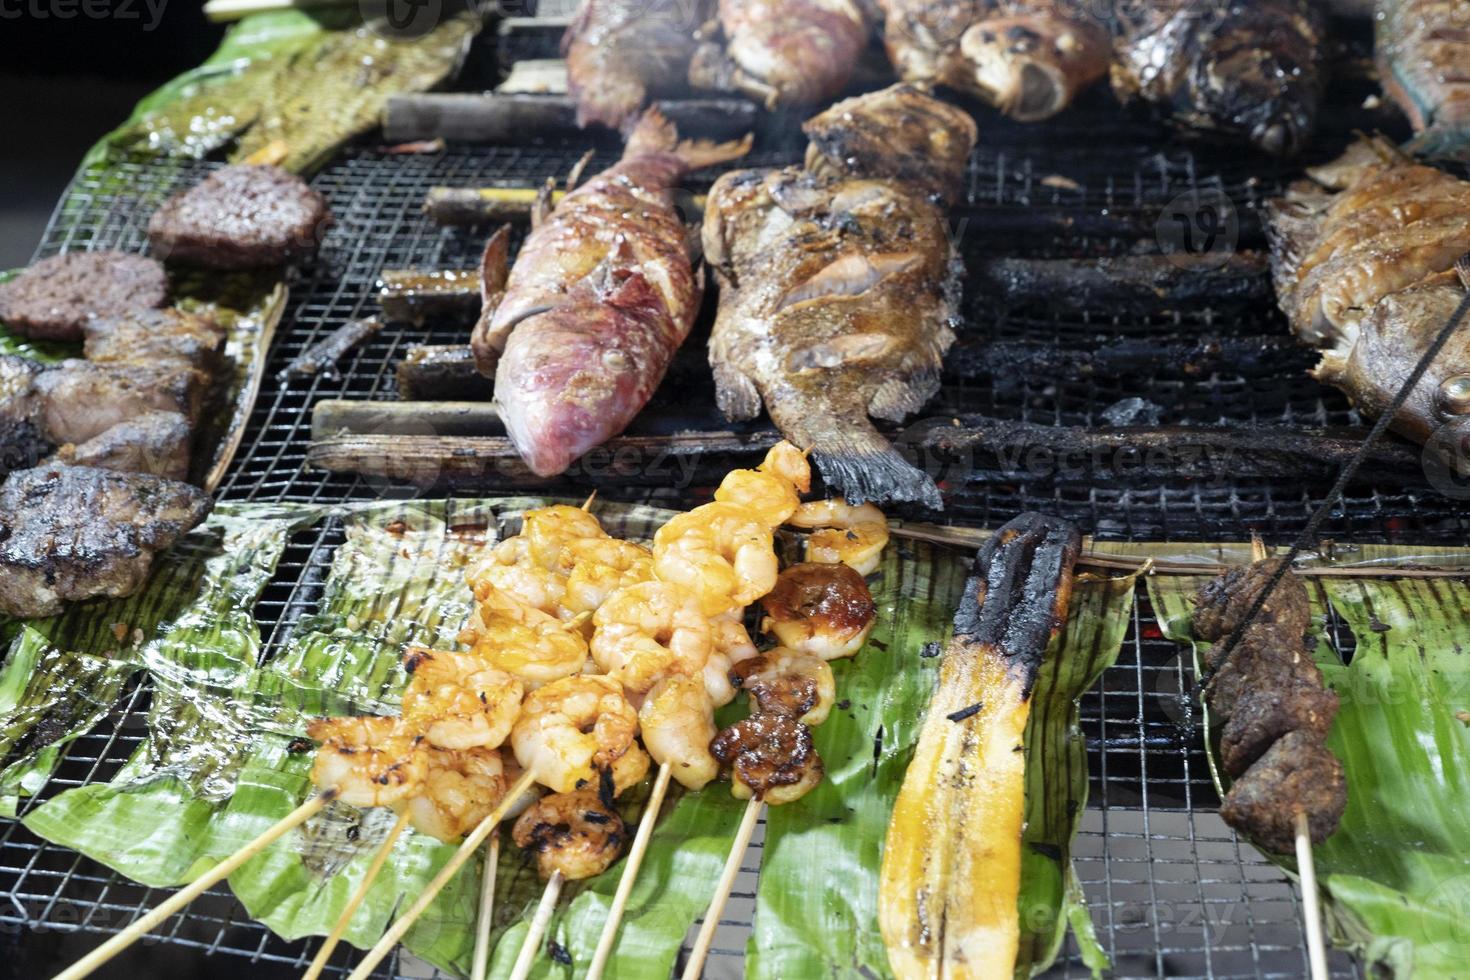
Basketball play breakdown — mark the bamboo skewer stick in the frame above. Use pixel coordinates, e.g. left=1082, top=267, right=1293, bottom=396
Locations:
left=345, top=768, right=538, bottom=980
left=508, top=870, right=566, bottom=980
left=471, top=834, right=501, bottom=980
left=302, top=810, right=411, bottom=980
left=1296, top=811, right=1330, bottom=980
left=586, top=763, right=673, bottom=980
left=681, top=797, right=762, bottom=980
left=54, top=791, right=337, bottom=980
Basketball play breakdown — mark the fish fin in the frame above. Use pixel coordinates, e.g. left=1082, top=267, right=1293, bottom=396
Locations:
left=1457, top=253, right=1470, bottom=291
left=623, top=107, right=754, bottom=171
left=480, top=225, right=512, bottom=298
left=532, top=178, right=557, bottom=228
left=469, top=304, right=502, bottom=379
left=869, top=369, right=942, bottom=423
left=712, top=359, right=763, bottom=421
left=566, top=149, right=596, bottom=192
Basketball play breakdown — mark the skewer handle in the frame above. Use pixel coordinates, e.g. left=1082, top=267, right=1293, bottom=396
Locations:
left=680, top=798, right=763, bottom=980
left=1296, top=812, right=1330, bottom=980
left=303, top=809, right=411, bottom=980
left=471, top=834, right=501, bottom=980
left=508, top=871, right=565, bottom=980
left=346, top=768, right=538, bottom=980
left=53, top=792, right=334, bottom=980
left=586, top=763, right=674, bottom=980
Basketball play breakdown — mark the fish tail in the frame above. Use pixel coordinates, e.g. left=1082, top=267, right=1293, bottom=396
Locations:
left=770, top=398, right=943, bottom=510
left=623, top=107, right=753, bottom=170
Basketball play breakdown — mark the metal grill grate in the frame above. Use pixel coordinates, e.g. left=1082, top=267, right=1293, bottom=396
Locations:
left=2, top=41, right=1452, bottom=976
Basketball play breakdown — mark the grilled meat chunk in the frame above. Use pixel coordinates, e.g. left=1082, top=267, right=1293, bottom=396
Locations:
left=1112, top=0, right=1325, bottom=156
left=0, top=251, right=168, bottom=343
left=0, top=465, right=210, bottom=618
left=1220, top=731, right=1348, bottom=853
left=33, top=360, right=205, bottom=447
left=563, top=0, right=710, bottom=131
left=0, top=356, right=50, bottom=477
left=1377, top=0, right=1470, bottom=158
left=1203, top=620, right=1318, bottom=721
left=148, top=164, right=331, bottom=269
left=82, top=308, right=227, bottom=375
left=51, top=412, right=193, bottom=481
left=1194, top=558, right=1311, bottom=651
left=474, top=111, right=749, bottom=477
left=689, top=0, right=870, bottom=109
left=1219, top=675, right=1338, bottom=778
left=802, top=83, right=978, bottom=205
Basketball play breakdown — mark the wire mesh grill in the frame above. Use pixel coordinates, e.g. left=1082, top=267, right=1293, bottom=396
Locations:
left=1, top=17, right=1450, bottom=976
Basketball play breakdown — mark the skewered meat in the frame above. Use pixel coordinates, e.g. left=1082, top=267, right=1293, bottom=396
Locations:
left=51, top=411, right=193, bottom=481
left=1268, top=142, right=1470, bottom=464
left=472, top=111, right=750, bottom=477
left=148, top=164, right=331, bottom=269
left=1203, top=621, right=1314, bottom=721
left=1194, top=558, right=1311, bottom=650
left=688, top=0, right=870, bottom=109
left=563, top=0, right=710, bottom=131
left=0, top=465, right=211, bottom=618
left=1376, top=0, right=1470, bottom=158
left=1112, top=0, right=1325, bottom=156
left=801, top=82, right=977, bottom=205
left=1219, top=674, right=1338, bottom=778
left=876, top=0, right=1109, bottom=121
left=1221, top=731, right=1348, bottom=853
left=33, top=360, right=205, bottom=446
left=0, top=251, right=168, bottom=343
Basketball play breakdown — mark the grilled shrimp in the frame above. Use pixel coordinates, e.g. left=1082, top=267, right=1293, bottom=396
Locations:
left=396, top=745, right=506, bottom=843
left=307, top=716, right=427, bottom=808
left=711, top=713, right=824, bottom=804
left=562, top=538, right=655, bottom=618
left=591, top=581, right=713, bottom=694
left=401, top=648, right=524, bottom=751
left=731, top=648, right=836, bottom=726
left=511, top=674, right=651, bottom=794
left=512, top=789, right=627, bottom=880
left=523, top=505, right=608, bottom=569
left=467, top=536, right=569, bottom=619
left=653, top=501, right=779, bottom=616
left=465, top=585, right=589, bottom=688
left=713, top=440, right=812, bottom=527
left=761, top=562, right=877, bottom=661
left=638, top=674, right=720, bottom=790
left=704, top=610, right=759, bottom=707
left=788, top=499, right=889, bottom=575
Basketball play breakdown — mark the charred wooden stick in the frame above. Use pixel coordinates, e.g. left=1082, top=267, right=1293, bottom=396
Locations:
left=397, top=345, right=487, bottom=400
left=880, top=513, right=1081, bottom=978
left=948, top=335, right=1307, bottom=383
left=279, top=318, right=383, bottom=382
left=312, top=399, right=500, bottom=442
left=378, top=270, right=484, bottom=325
left=384, top=93, right=757, bottom=145
left=971, top=252, right=1272, bottom=312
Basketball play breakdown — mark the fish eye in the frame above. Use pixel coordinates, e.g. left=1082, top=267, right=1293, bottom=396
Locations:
left=1437, top=375, right=1470, bottom=417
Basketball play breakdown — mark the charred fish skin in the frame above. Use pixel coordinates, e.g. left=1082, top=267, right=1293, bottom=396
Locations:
left=1112, top=0, right=1326, bottom=157
left=484, top=111, right=750, bottom=478
left=563, top=0, right=711, bottom=131
left=1376, top=0, right=1470, bottom=158
left=689, top=0, right=870, bottom=109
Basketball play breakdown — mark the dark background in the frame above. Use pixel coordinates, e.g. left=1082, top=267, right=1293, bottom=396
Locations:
left=0, top=5, right=226, bottom=268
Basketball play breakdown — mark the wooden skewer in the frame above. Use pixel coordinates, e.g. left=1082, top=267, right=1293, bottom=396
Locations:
left=1295, top=811, right=1330, bottom=980
left=470, top=834, right=501, bottom=980
left=508, top=870, right=566, bottom=980
left=680, top=797, right=763, bottom=980
left=54, top=791, right=336, bottom=980
left=586, top=763, right=674, bottom=980
left=302, top=809, right=412, bottom=980
left=345, top=769, right=538, bottom=980
left=582, top=490, right=598, bottom=511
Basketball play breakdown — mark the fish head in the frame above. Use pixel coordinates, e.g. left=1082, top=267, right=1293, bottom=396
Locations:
left=956, top=14, right=1108, bottom=123
left=1192, top=36, right=1319, bottom=158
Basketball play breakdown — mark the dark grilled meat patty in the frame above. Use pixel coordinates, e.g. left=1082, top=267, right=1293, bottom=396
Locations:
left=1220, top=731, right=1348, bottom=853
left=0, top=465, right=211, bottom=618
left=0, top=251, right=168, bottom=342
left=148, top=164, right=331, bottom=269
left=1195, top=558, right=1311, bottom=651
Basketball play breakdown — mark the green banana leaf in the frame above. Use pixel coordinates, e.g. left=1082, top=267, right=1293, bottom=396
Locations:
left=1149, top=570, right=1470, bottom=979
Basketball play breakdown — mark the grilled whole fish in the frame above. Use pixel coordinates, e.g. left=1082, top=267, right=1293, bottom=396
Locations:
left=877, top=0, right=1109, bottom=121
left=1269, top=141, right=1470, bottom=462
left=1377, top=0, right=1470, bottom=158
left=688, top=0, right=870, bottom=108
left=563, top=0, right=710, bottom=131
left=1112, top=0, right=1325, bottom=156
left=472, top=111, right=750, bottom=478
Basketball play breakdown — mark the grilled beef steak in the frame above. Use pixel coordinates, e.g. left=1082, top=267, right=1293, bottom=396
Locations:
left=0, top=251, right=168, bottom=343
left=34, top=360, right=206, bottom=446
left=148, top=164, right=331, bottom=269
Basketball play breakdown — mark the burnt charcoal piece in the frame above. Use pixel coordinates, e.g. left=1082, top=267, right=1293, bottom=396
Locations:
left=1220, top=678, right=1339, bottom=777
left=52, top=411, right=193, bottom=481
left=0, top=251, right=168, bottom=342
left=34, top=360, right=206, bottom=446
left=148, top=164, right=331, bottom=269
left=83, top=308, right=227, bottom=375
left=1221, top=730, right=1347, bottom=853
left=1195, top=559, right=1311, bottom=650
left=0, top=465, right=211, bottom=618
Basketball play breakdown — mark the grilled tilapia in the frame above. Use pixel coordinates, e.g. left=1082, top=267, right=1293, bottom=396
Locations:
left=878, top=0, right=1109, bottom=121
left=472, top=111, right=750, bottom=477
left=688, top=0, right=870, bottom=109
left=563, top=0, right=710, bottom=131
left=1377, top=0, right=1470, bottom=159
left=1112, top=0, right=1325, bottom=156
left=704, top=88, right=976, bottom=508
left=1269, top=140, right=1470, bottom=462
left=0, top=465, right=211, bottom=618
